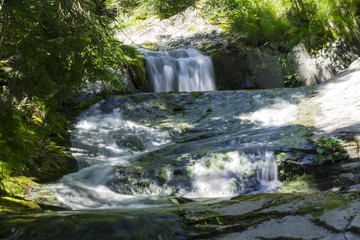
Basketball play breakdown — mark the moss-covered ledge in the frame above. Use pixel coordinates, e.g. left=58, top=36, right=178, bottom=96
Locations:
left=0, top=175, right=68, bottom=215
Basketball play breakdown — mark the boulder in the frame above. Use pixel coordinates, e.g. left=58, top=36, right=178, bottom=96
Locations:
left=291, top=41, right=360, bottom=86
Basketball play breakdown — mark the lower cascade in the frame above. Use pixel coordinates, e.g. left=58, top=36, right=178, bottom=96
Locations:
left=141, top=48, right=216, bottom=92
left=51, top=97, right=283, bottom=210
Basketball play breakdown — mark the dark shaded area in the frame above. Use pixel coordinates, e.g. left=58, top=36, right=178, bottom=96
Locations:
left=0, top=209, right=186, bottom=240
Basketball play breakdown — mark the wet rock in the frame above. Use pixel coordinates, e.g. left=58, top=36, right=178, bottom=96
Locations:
left=181, top=192, right=360, bottom=239
left=318, top=200, right=360, bottom=232
left=114, top=134, right=146, bottom=152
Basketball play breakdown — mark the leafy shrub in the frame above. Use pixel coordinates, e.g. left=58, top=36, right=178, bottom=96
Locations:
left=153, top=0, right=197, bottom=19
left=279, top=56, right=301, bottom=87
left=314, top=136, right=342, bottom=165
left=205, top=0, right=360, bottom=50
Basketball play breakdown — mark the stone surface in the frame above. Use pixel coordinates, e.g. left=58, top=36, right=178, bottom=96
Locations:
left=181, top=192, right=360, bottom=239
left=246, top=47, right=284, bottom=89
left=291, top=42, right=360, bottom=87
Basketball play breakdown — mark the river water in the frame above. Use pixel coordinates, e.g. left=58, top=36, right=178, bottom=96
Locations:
left=0, top=49, right=314, bottom=240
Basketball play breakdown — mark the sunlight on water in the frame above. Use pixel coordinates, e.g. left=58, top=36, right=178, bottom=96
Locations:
left=185, top=151, right=282, bottom=198
left=240, top=98, right=298, bottom=126
left=70, top=102, right=170, bottom=167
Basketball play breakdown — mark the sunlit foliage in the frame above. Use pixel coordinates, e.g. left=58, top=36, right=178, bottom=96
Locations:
left=205, top=0, right=360, bottom=50
left=0, top=0, right=139, bottom=177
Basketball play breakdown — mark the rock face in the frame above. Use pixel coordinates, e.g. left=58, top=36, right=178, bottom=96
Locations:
left=291, top=41, right=360, bottom=86
left=116, top=7, right=225, bottom=51
left=3, top=191, right=360, bottom=239
left=180, top=191, right=360, bottom=239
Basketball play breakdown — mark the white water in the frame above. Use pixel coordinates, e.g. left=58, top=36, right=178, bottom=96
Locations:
left=142, top=49, right=216, bottom=92
left=239, top=96, right=298, bottom=126
left=51, top=101, right=171, bottom=209
left=52, top=99, right=283, bottom=209
left=186, top=151, right=281, bottom=197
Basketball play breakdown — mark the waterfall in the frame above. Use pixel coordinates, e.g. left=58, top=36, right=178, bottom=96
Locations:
left=51, top=98, right=285, bottom=209
left=188, top=151, right=282, bottom=197
left=142, top=49, right=216, bottom=92
left=51, top=101, right=172, bottom=209
left=256, top=151, right=282, bottom=193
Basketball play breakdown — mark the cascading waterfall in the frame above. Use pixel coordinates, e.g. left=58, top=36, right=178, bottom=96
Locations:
left=51, top=99, right=283, bottom=210
left=51, top=101, right=172, bottom=209
left=186, top=151, right=281, bottom=197
left=141, top=49, right=216, bottom=92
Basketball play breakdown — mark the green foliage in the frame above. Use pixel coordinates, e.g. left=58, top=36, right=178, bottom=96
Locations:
left=225, top=0, right=289, bottom=46
left=314, top=136, right=342, bottom=165
left=105, top=0, right=196, bottom=27
left=0, top=0, right=130, bottom=105
left=279, top=56, right=301, bottom=87
left=205, top=0, right=360, bottom=50
left=0, top=0, right=142, bottom=179
left=147, top=0, right=197, bottom=19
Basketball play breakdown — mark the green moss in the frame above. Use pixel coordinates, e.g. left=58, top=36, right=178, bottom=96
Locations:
left=73, top=97, right=101, bottom=110
left=130, top=95, right=144, bottom=103
left=279, top=175, right=317, bottom=193
left=0, top=196, right=41, bottom=215
left=297, top=192, right=347, bottom=218
left=2, top=176, right=38, bottom=197
left=143, top=41, right=158, bottom=50
left=191, top=92, right=204, bottom=98
left=128, top=60, right=146, bottom=88
left=153, top=101, right=169, bottom=111
left=171, top=104, right=185, bottom=113
left=158, top=168, right=169, bottom=185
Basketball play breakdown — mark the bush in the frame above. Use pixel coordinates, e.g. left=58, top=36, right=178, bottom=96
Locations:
left=314, top=136, right=342, bottom=165
left=205, top=0, right=360, bottom=51
left=0, top=0, right=142, bottom=178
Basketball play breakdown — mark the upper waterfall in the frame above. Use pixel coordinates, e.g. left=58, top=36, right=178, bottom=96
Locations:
left=141, top=49, right=216, bottom=92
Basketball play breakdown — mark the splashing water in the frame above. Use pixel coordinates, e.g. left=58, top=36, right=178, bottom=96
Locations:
left=51, top=101, right=171, bottom=209
left=51, top=94, right=288, bottom=209
left=240, top=97, right=298, bottom=126
left=186, top=151, right=281, bottom=198
left=142, top=49, right=216, bottom=92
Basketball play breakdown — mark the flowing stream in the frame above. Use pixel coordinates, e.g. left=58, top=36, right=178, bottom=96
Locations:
left=51, top=104, right=172, bottom=209
left=0, top=49, right=312, bottom=240
left=50, top=100, right=282, bottom=209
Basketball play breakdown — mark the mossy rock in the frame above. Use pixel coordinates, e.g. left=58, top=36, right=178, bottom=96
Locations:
left=25, top=150, right=78, bottom=183
left=0, top=196, right=41, bottom=215
left=279, top=175, right=317, bottom=193
left=114, top=134, right=146, bottom=152
left=73, top=96, right=101, bottom=110
left=128, top=60, right=146, bottom=89
left=2, top=176, right=61, bottom=208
